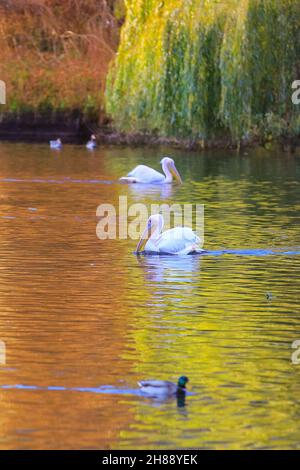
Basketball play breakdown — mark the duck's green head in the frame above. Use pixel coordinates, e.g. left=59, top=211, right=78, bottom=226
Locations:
left=178, top=376, right=189, bottom=389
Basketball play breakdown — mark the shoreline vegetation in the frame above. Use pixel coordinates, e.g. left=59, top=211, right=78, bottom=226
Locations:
left=0, top=0, right=300, bottom=151
left=0, top=0, right=124, bottom=127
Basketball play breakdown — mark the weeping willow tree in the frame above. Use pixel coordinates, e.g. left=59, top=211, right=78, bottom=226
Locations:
left=106, top=0, right=300, bottom=142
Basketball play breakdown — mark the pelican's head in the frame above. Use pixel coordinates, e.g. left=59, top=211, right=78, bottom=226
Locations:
left=135, top=214, right=164, bottom=253
left=160, top=157, right=182, bottom=184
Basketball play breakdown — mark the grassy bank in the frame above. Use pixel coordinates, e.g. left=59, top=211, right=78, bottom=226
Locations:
left=0, top=0, right=124, bottom=123
left=106, top=0, right=300, bottom=146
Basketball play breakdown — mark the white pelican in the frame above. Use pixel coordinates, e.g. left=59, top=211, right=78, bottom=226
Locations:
left=120, top=157, right=182, bottom=184
left=50, top=138, right=62, bottom=149
left=86, top=134, right=97, bottom=150
left=136, top=214, right=203, bottom=255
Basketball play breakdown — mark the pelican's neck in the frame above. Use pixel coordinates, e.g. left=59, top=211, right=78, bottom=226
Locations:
left=162, top=162, right=173, bottom=183
left=149, top=216, right=164, bottom=242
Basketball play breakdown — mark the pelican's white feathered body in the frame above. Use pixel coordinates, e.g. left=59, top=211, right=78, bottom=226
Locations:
left=145, top=226, right=201, bottom=254
left=120, top=157, right=182, bottom=184
left=126, top=165, right=166, bottom=184
left=136, top=214, right=203, bottom=255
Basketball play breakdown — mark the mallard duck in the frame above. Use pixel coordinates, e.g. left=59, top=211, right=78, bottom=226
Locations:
left=50, top=138, right=62, bottom=149
left=86, top=134, right=97, bottom=150
left=138, top=376, right=189, bottom=397
left=120, top=157, right=182, bottom=184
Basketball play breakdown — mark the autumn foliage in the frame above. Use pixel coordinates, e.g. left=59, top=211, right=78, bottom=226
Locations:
left=0, top=0, right=122, bottom=120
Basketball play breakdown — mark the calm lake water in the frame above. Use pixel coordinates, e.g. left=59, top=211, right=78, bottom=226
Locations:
left=0, top=142, right=299, bottom=449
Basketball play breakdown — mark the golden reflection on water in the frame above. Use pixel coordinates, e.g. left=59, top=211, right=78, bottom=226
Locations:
left=0, top=143, right=299, bottom=449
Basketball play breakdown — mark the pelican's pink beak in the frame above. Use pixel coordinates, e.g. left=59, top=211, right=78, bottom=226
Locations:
left=136, top=225, right=150, bottom=253
left=170, top=162, right=182, bottom=184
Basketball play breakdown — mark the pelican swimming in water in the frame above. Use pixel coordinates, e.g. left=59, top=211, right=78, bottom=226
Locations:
left=136, top=214, right=203, bottom=255
left=120, top=157, right=182, bottom=184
